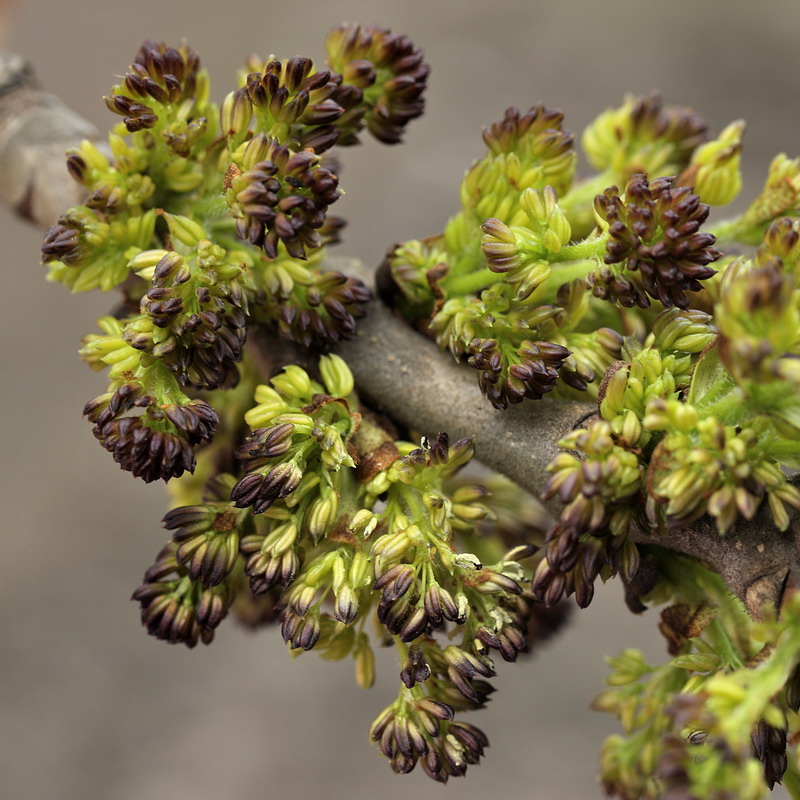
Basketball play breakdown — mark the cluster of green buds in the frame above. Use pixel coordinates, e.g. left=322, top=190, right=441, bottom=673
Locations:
left=41, top=202, right=157, bottom=292
left=680, top=120, right=745, bottom=207
left=230, top=359, right=357, bottom=514
left=43, top=30, right=800, bottom=795
left=596, top=560, right=800, bottom=799
left=645, top=397, right=800, bottom=533
left=126, top=354, right=549, bottom=781
left=715, top=226, right=800, bottom=429
left=382, top=92, right=735, bottom=409
left=599, top=309, right=716, bottom=445
left=582, top=93, right=707, bottom=190
left=532, top=307, right=715, bottom=608
left=41, top=27, right=430, bottom=481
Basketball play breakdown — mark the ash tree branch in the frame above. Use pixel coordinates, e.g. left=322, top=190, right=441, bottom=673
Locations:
left=0, top=54, right=94, bottom=224
left=3, top=52, right=797, bottom=619
left=335, top=303, right=800, bottom=619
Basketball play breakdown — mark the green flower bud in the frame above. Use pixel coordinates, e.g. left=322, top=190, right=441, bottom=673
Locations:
left=519, top=186, right=572, bottom=254
left=270, top=364, right=313, bottom=400
left=353, top=634, right=375, bottom=689
left=583, top=92, right=707, bottom=178
left=303, top=491, right=338, bottom=543
left=347, top=551, right=370, bottom=588
left=319, top=353, right=354, bottom=397
left=685, top=119, right=745, bottom=206
left=162, top=213, right=206, bottom=249
left=480, top=218, right=553, bottom=300
left=220, top=87, right=253, bottom=146
left=618, top=409, right=643, bottom=448
left=313, top=419, right=356, bottom=471
left=349, top=509, right=378, bottom=538
left=370, top=529, right=412, bottom=565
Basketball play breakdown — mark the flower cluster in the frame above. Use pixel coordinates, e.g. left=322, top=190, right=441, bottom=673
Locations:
left=716, top=235, right=800, bottom=409
left=325, top=23, right=429, bottom=144
left=43, top=27, right=426, bottom=480
left=582, top=93, right=708, bottom=183
left=84, top=383, right=218, bottom=483
left=227, top=55, right=345, bottom=152
left=125, top=217, right=249, bottom=390
left=535, top=278, right=800, bottom=614
left=590, top=174, right=721, bottom=309
left=466, top=337, right=571, bottom=408
left=43, top=31, right=800, bottom=796
left=80, top=316, right=220, bottom=482
left=42, top=204, right=156, bottom=291
left=599, top=311, right=715, bottom=446
left=645, top=397, right=800, bottom=533
left=533, top=422, right=643, bottom=608
left=132, top=540, right=240, bottom=647
left=384, top=93, right=727, bottom=409
left=225, top=133, right=340, bottom=259
left=597, top=582, right=800, bottom=799
left=105, top=41, right=206, bottom=134
left=124, top=354, right=547, bottom=782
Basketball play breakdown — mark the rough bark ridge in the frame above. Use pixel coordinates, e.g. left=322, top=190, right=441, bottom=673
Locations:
left=4, top=52, right=797, bottom=618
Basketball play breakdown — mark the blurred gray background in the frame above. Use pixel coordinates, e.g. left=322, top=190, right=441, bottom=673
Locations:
left=2, top=1, right=800, bottom=798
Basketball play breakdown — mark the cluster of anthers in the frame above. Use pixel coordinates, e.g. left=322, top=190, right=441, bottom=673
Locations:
left=41, top=25, right=430, bottom=485
left=39, top=21, right=800, bottom=797
left=128, top=355, right=552, bottom=781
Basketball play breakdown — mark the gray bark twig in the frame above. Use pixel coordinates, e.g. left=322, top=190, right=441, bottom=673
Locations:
left=335, top=303, right=800, bottom=619
left=3, top=52, right=797, bottom=619
left=0, top=53, right=94, bottom=225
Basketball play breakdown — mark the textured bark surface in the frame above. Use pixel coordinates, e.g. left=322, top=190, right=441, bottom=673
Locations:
left=336, top=301, right=593, bottom=501
left=2, top=50, right=798, bottom=619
